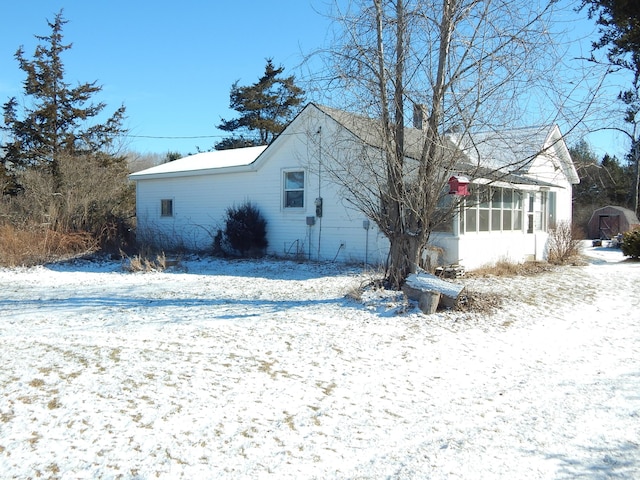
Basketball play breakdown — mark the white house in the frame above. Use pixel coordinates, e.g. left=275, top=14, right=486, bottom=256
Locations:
left=130, top=103, right=578, bottom=270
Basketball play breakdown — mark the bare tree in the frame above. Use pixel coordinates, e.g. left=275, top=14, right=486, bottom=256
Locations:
left=309, top=0, right=596, bottom=288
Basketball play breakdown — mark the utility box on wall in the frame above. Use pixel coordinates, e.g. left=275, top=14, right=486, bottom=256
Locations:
left=448, top=175, right=470, bottom=196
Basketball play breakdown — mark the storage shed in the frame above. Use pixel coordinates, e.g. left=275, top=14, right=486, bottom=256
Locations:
left=587, top=205, right=640, bottom=239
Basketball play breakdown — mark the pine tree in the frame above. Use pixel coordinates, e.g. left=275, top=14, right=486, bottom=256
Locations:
left=1, top=10, right=127, bottom=193
left=582, top=0, right=640, bottom=78
left=215, top=59, right=304, bottom=150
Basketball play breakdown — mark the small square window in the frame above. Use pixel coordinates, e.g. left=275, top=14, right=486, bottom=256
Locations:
left=161, top=199, right=173, bottom=217
left=284, top=171, right=304, bottom=208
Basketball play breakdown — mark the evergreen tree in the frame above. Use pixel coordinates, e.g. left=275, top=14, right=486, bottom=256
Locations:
left=164, top=151, right=183, bottom=163
left=214, top=136, right=257, bottom=151
left=582, top=0, right=640, bottom=78
left=1, top=10, right=127, bottom=193
left=602, top=153, right=633, bottom=205
left=215, top=59, right=304, bottom=150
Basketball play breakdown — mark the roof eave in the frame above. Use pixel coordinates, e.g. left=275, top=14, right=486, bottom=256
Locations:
left=129, top=163, right=255, bottom=181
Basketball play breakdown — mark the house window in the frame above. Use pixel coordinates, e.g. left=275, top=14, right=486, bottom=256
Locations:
left=465, top=206, right=477, bottom=232
left=548, top=192, right=557, bottom=229
left=284, top=171, right=304, bottom=208
left=491, top=188, right=502, bottom=231
left=502, top=189, right=513, bottom=230
left=461, top=186, right=526, bottom=234
left=161, top=199, right=173, bottom=217
left=461, top=188, right=555, bottom=234
left=513, top=191, right=523, bottom=230
left=478, top=185, right=490, bottom=232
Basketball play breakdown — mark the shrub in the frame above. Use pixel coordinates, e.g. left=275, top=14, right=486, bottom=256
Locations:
left=223, top=201, right=268, bottom=257
left=547, top=220, right=582, bottom=265
left=621, top=228, right=640, bottom=259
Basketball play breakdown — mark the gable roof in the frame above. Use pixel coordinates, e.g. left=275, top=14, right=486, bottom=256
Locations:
left=591, top=205, right=640, bottom=225
left=129, top=103, right=577, bottom=188
left=129, top=145, right=267, bottom=180
left=453, top=127, right=550, bottom=169
left=313, top=104, right=575, bottom=187
left=451, top=125, right=578, bottom=185
left=313, top=104, right=457, bottom=162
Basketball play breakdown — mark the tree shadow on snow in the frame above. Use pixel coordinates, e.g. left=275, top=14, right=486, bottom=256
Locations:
left=0, top=294, right=359, bottom=321
left=541, top=441, right=640, bottom=479
left=46, top=256, right=363, bottom=282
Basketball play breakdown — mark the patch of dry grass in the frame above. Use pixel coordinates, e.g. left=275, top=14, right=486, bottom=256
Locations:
left=28, top=379, right=45, bottom=388
left=466, top=259, right=554, bottom=278
left=457, top=289, right=504, bottom=314
left=121, top=250, right=178, bottom=272
left=456, top=259, right=557, bottom=314
left=0, top=224, right=97, bottom=267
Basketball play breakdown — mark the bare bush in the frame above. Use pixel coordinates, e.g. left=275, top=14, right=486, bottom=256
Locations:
left=547, top=220, right=582, bottom=265
left=57, top=154, right=134, bottom=241
left=0, top=152, right=135, bottom=264
left=13, top=154, right=133, bottom=238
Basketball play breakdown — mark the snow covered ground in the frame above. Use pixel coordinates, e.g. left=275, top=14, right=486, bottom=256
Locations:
left=0, top=245, right=638, bottom=479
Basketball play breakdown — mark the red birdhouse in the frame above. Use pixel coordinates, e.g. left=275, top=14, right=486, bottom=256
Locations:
left=448, top=175, right=470, bottom=196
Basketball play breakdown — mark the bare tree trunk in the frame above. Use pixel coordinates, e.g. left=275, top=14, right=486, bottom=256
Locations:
left=387, top=232, right=421, bottom=289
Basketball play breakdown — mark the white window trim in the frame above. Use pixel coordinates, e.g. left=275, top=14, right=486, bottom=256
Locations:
left=282, top=169, right=305, bottom=210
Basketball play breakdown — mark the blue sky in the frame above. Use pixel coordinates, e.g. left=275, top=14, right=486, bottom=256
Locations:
left=0, top=1, right=329, bottom=155
left=0, top=0, right=634, bottom=159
